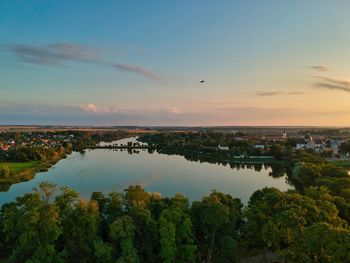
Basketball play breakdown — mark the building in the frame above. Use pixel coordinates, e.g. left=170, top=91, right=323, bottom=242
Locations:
left=295, top=134, right=325, bottom=152
left=5, top=139, right=15, bottom=146
left=254, top=144, right=265, bottom=149
left=313, top=139, right=325, bottom=152
left=296, top=139, right=308, bottom=150
left=330, top=139, right=343, bottom=154
left=0, top=139, right=15, bottom=151
left=218, top=144, right=229, bottom=151
left=281, top=130, right=288, bottom=140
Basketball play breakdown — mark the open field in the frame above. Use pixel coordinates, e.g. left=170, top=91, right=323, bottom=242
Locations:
left=1, top=161, right=39, bottom=175
left=329, top=159, right=350, bottom=168
left=0, top=125, right=158, bottom=133
left=0, top=158, right=65, bottom=189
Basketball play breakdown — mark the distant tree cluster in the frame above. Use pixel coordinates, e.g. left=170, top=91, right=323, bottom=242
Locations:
left=0, top=182, right=349, bottom=263
left=340, top=142, right=350, bottom=154
left=140, top=132, right=296, bottom=159
left=0, top=145, right=70, bottom=163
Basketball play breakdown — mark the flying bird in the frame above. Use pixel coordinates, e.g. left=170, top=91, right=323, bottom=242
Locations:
left=199, top=80, right=205, bottom=83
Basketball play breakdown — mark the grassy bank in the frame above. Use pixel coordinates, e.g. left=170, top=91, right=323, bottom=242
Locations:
left=229, top=157, right=281, bottom=163
left=0, top=156, right=67, bottom=188
left=4, top=161, right=39, bottom=174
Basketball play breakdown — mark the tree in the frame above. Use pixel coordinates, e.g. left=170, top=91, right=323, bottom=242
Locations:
left=109, top=215, right=139, bottom=263
left=159, top=194, right=196, bottom=263
left=126, top=206, right=158, bottom=263
left=292, top=162, right=321, bottom=186
left=2, top=183, right=62, bottom=262
left=191, top=191, right=242, bottom=263
left=0, top=163, right=10, bottom=178
left=282, top=223, right=350, bottom=263
left=105, top=191, right=122, bottom=223
left=93, top=239, right=112, bottom=263
left=340, top=142, right=350, bottom=154
left=123, top=185, right=150, bottom=210
left=269, top=144, right=286, bottom=160
left=244, top=187, right=347, bottom=260
left=63, top=200, right=99, bottom=262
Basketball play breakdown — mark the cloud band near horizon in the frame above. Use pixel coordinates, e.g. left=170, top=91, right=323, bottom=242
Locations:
left=0, top=102, right=349, bottom=126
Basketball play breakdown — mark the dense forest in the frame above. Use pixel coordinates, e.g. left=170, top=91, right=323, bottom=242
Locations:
left=0, top=177, right=349, bottom=263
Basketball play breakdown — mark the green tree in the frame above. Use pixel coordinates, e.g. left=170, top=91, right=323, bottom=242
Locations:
left=282, top=223, right=350, bottom=263
left=191, top=191, right=242, bottom=263
left=159, top=194, right=196, bottom=263
left=127, top=206, right=158, bottom=263
left=2, top=182, right=62, bottom=262
left=63, top=200, right=99, bottom=262
left=109, top=215, right=139, bottom=263
left=93, top=239, right=113, bottom=263
left=244, top=187, right=347, bottom=260
left=105, top=191, right=123, bottom=223
left=0, top=163, right=10, bottom=178
left=123, top=185, right=150, bottom=210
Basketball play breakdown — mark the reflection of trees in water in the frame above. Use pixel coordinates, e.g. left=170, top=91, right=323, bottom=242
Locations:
left=269, top=164, right=286, bottom=178
left=0, top=184, right=10, bottom=192
left=126, top=149, right=141, bottom=155
left=140, top=148, right=289, bottom=179
left=110, top=147, right=290, bottom=180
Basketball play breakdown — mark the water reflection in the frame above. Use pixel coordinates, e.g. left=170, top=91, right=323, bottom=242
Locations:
left=119, top=147, right=288, bottom=179
left=0, top=138, right=293, bottom=205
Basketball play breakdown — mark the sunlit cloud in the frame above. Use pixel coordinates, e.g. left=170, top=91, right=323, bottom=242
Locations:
left=313, top=76, right=350, bottom=92
left=309, top=65, right=331, bottom=72
left=2, top=42, right=160, bottom=80
left=79, top=103, right=110, bottom=113
left=168, top=107, right=181, bottom=114
left=1, top=102, right=349, bottom=126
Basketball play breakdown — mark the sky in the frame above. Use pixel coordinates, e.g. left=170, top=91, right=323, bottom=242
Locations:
left=1, top=0, right=350, bottom=126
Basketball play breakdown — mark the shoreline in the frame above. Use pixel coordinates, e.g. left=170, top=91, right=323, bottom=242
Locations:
left=0, top=154, right=68, bottom=192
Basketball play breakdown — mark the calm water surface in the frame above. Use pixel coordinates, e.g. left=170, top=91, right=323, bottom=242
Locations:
left=0, top=137, right=293, bottom=205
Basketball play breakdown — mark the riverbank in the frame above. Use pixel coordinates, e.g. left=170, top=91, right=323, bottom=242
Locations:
left=0, top=155, right=67, bottom=191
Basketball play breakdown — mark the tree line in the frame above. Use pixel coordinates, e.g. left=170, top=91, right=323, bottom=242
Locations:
left=0, top=181, right=349, bottom=263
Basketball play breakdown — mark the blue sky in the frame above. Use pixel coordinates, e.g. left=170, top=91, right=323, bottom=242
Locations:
left=1, top=1, right=350, bottom=126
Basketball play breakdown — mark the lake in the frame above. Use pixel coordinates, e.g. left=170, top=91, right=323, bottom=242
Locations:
left=0, top=137, right=293, bottom=205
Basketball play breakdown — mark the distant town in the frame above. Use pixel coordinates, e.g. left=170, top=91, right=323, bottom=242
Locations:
left=1, top=126, right=349, bottom=159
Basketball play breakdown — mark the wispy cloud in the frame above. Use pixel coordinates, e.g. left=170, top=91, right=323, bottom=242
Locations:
left=288, top=91, right=305, bottom=95
left=6, top=43, right=99, bottom=65
left=2, top=43, right=160, bottom=80
left=313, top=76, right=350, bottom=92
left=309, top=65, right=331, bottom=72
left=256, top=91, right=306, bottom=96
left=256, top=91, right=284, bottom=96
left=111, top=63, right=160, bottom=81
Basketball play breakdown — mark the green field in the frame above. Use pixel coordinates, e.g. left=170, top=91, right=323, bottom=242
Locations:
left=1, top=161, right=38, bottom=174
left=329, top=159, right=350, bottom=168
